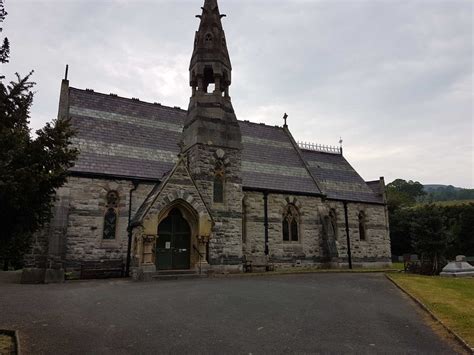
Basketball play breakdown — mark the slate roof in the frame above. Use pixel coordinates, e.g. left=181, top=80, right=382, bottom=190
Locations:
left=68, top=87, right=383, bottom=203
left=302, top=149, right=384, bottom=204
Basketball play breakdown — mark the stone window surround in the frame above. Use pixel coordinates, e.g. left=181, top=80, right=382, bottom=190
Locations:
left=102, top=190, right=120, bottom=243
left=282, top=203, right=301, bottom=243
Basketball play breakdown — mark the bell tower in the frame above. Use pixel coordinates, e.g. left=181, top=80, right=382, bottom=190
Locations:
left=183, top=0, right=241, bottom=150
left=182, top=0, right=243, bottom=269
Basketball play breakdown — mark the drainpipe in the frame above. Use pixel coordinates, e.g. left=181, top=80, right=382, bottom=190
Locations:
left=263, top=191, right=269, bottom=256
left=343, top=201, right=353, bottom=269
left=126, top=181, right=139, bottom=277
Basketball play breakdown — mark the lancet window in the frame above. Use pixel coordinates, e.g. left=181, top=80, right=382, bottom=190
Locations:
left=282, top=204, right=299, bottom=242
left=103, top=191, right=119, bottom=240
left=213, top=162, right=225, bottom=204
left=358, top=211, right=367, bottom=241
left=329, top=209, right=338, bottom=240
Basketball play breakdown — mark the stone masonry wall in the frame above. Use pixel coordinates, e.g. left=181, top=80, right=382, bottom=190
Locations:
left=186, top=144, right=243, bottom=267
left=325, top=201, right=391, bottom=264
left=243, top=191, right=391, bottom=267
left=243, top=191, right=326, bottom=266
left=30, top=176, right=155, bottom=269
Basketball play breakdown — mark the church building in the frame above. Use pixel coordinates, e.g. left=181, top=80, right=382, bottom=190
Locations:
left=29, top=0, right=391, bottom=279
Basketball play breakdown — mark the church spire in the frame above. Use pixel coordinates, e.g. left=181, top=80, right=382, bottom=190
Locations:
left=183, top=0, right=241, bottom=151
left=190, top=0, right=232, bottom=98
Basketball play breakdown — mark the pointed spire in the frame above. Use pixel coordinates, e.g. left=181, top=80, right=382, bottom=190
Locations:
left=189, top=0, right=233, bottom=97
left=204, top=0, right=217, bottom=8
left=183, top=0, right=241, bottom=151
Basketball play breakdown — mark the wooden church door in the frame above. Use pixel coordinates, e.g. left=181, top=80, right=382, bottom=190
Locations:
left=156, top=208, right=191, bottom=270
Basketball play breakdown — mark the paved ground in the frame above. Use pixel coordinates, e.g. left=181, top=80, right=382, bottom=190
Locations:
left=0, top=273, right=460, bottom=354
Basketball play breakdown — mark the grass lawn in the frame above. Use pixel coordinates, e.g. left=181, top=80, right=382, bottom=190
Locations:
left=0, top=333, right=15, bottom=354
left=388, top=273, right=474, bottom=347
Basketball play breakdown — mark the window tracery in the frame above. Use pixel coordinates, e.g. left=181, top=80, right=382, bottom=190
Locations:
left=282, top=204, right=299, bottom=242
left=103, top=191, right=119, bottom=240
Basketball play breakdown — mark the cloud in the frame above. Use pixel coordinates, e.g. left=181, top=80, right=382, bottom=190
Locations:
left=3, top=0, right=473, bottom=187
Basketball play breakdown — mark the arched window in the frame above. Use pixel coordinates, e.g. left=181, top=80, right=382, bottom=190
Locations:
left=213, top=175, right=224, bottom=203
left=282, top=204, right=299, bottom=242
left=359, top=211, right=366, bottom=241
left=329, top=209, right=338, bottom=240
left=205, top=33, right=213, bottom=43
left=103, top=191, right=119, bottom=240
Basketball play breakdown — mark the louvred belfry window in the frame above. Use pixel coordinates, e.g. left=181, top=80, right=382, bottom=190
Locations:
left=103, top=191, right=119, bottom=240
left=283, top=204, right=299, bottom=242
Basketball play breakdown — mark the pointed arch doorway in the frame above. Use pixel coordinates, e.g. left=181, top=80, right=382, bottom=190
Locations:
left=156, top=208, right=191, bottom=270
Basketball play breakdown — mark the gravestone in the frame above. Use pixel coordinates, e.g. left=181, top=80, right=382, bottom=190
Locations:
left=440, top=255, right=474, bottom=277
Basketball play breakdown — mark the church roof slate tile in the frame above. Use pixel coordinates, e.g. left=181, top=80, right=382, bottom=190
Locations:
left=302, top=150, right=384, bottom=204
left=68, top=87, right=383, bottom=203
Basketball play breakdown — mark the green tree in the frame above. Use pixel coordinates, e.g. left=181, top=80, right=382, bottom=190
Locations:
left=389, top=208, right=414, bottom=256
left=387, top=178, right=427, bottom=257
left=0, top=0, right=78, bottom=270
left=0, top=0, right=9, bottom=65
left=386, top=179, right=426, bottom=211
left=410, top=205, right=453, bottom=274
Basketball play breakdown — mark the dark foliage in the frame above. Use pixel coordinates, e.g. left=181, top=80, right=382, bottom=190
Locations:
left=410, top=205, right=453, bottom=274
left=422, top=185, right=474, bottom=202
left=0, top=0, right=78, bottom=270
left=388, top=177, right=474, bottom=274
left=0, top=1, right=8, bottom=65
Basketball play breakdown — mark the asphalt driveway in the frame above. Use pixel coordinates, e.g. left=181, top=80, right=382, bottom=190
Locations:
left=0, top=273, right=460, bottom=354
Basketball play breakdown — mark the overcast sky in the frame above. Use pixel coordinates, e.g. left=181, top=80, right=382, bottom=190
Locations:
left=2, top=0, right=473, bottom=187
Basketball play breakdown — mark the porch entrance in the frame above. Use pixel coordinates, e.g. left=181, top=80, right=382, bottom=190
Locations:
left=156, top=208, right=191, bottom=270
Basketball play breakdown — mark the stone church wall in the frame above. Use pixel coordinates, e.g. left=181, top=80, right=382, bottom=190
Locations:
left=186, top=145, right=243, bottom=268
left=27, top=176, right=155, bottom=270
left=325, top=201, right=391, bottom=266
left=243, top=191, right=391, bottom=268
left=243, top=191, right=326, bottom=267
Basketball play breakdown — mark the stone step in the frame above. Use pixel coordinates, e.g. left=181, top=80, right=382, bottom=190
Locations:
left=152, top=273, right=203, bottom=281
left=148, top=269, right=208, bottom=281
left=155, top=269, right=199, bottom=276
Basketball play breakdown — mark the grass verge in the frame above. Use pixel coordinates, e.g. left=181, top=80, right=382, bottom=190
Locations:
left=0, top=331, right=16, bottom=354
left=387, top=273, right=474, bottom=349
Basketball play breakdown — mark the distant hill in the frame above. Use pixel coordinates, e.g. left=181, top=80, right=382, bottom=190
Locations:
left=424, top=184, right=464, bottom=191
left=421, top=184, right=474, bottom=202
